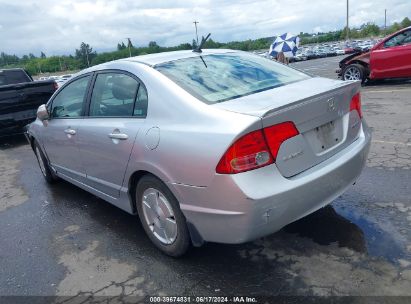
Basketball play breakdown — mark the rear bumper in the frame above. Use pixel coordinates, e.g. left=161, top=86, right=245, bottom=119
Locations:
left=172, top=122, right=371, bottom=245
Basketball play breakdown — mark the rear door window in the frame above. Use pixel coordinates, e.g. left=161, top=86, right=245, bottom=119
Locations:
left=89, top=72, right=147, bottom=118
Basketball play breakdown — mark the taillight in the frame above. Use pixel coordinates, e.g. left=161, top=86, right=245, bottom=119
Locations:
left=349, top=93, right=362, bottom=118
left=216, top=121, right=299, bottom=174
left=263, top=121, right=299, bottom=161
left=216, top=130, right=273, bottom=174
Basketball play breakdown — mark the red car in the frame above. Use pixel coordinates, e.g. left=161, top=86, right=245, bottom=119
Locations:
left=338, top=26, right=411, bottom=82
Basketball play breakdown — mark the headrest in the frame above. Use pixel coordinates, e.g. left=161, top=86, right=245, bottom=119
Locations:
left=111, top=76, right=137, bottom=100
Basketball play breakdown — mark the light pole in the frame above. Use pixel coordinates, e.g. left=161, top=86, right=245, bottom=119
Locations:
left=384, top=9, right=387, bottom=35
left=346, top=0, right=349, bottom=41
left=193, top=21, right=199, bottom=45
left=86, top=50, right=90, bottom=67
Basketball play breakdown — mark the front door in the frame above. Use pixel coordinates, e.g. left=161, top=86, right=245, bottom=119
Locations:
left=371, top=29, right=411, bottom=79
left=77, top=71, right=148, bottom=198
left=41, top=74, right=92, bottom=182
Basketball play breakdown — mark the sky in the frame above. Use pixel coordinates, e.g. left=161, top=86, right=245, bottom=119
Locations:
left=0, top=0, right=410, bottom=56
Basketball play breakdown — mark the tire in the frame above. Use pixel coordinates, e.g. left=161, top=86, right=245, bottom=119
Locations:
left=34, top=141, right=58, bottom=184
left=136, top=175, right=191, bottom=257
left=343, top=64, right=366, bottom=82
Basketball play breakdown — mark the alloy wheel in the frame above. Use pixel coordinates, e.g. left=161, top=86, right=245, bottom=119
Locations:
left=344, top=66, right=361, bottom=81
left=142, top=188, right=177, bottom=245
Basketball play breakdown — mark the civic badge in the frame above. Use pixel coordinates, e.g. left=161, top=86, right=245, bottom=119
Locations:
left=327, top=97, right=336, bottom=112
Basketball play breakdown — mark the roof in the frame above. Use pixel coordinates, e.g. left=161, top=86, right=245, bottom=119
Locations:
left=120, top=49, right=236, bottom=66
left=0, top=68, right=25, bottom=72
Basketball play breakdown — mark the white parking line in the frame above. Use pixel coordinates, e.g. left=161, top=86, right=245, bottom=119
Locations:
left=364, top=89, right=411, bottom=93
left=301, top=67, right=323, bottom=70
left=372, top=140, right=411, bottom=147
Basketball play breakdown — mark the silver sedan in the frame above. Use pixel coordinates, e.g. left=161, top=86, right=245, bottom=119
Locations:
left=26, top=49, right=371, bottom=256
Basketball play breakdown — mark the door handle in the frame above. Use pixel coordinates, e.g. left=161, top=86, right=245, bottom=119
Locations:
left=64, top=128, right=76, bottom=135
left=108, top=133, right=128, bottom=140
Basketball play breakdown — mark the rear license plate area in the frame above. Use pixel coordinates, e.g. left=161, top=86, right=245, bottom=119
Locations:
left=316, top=121, right=338, bottom=150
left=304, top=118, right=344, bottom=154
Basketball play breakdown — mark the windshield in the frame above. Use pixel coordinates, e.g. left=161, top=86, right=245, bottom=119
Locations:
left=155, top=52, right=310, bottom=104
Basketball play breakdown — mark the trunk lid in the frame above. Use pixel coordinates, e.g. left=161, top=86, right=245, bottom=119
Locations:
left=212, top=77, right=362, bottom=177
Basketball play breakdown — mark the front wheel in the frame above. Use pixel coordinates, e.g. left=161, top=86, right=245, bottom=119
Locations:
left=343, top=64, right=366, bottom=82
left=136, top=175, right=191, bottom=257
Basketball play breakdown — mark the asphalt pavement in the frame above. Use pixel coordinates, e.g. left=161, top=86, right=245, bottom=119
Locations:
left=0, top=56, right=410, bottom=302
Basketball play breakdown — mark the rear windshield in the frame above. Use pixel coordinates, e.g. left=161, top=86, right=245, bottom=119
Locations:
left=155, top=52, right=310, bottom=104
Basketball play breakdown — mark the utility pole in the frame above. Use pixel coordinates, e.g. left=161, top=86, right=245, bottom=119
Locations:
left=346, top=0, right=349, bottom=41
left=384, top=9, right=387, bottom=35
left=86, top=50, right=90, bottom=67
left=193, top=21, right=199, bottom=45
left=126, top=38, right=132, bottom=57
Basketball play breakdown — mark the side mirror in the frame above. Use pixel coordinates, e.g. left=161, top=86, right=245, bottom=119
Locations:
left=37, top=104, right=49, bottom=123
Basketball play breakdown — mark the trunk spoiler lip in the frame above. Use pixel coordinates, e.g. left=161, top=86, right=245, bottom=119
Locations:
left=262, top=80, right=360, bottom=119
left=211, top=77, right=361, bottom=118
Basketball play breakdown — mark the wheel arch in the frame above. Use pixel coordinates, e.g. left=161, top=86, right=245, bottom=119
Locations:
left=347, top=60, right=370, bottom=77
left=127, top=168, right=178, bottom=213
left=128, top=170, right=152, bottom=213
left=127, top=169, right=205, bottom=247
left=29, top=134, right=51, bottom=164
left=26, top=132, right=36, bottom=151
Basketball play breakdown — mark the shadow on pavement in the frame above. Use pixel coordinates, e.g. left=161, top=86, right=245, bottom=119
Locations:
left=0, top=133, right=28, bottom=150
left=364, top=78, right=411, bottom=87
left=284, top=206, right=366, bottom=253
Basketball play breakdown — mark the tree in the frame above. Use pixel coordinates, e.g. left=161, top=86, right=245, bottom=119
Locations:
left=340, top=26, right=351, bottom=40
left=389, top=22, right=402, bottom=34
left=148, top=41, right=158, bottom=48
left=117, top=42, right=126, bottom=50
left=192, top=39, right=197, bottom=49
left=360, top=23, right=380, bottom=37
left=75, top=42, right=96, bottom=68
left=40, top=52, right=46, bottom=58
left=401, top=17, right=411, bottom=28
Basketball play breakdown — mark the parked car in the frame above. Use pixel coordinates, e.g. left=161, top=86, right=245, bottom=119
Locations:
left=61, top=74, right=73, bottom=81
left=294, top=52, right=308, bottom=61
left=0, top=68, right=57, bottom=136
left=26, top=50, right=371, bottom=256
left=305, top=50, right=319, bottom=60
left=315, top=49, right=328, bottom=58
left=55, top=79, right=66, bottom=88
left=344, top=47, right=356, bottom=54
left=338, top=26, right=411, bottom=82
left=335, top=49, right=346, bottom=55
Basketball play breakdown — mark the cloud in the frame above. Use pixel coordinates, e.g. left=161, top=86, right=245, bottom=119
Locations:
left=0, top=0, right=410, bottom=56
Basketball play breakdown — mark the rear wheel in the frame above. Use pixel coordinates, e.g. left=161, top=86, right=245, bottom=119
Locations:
left=136, top=175, right=190, bottom=257
left=34, top=141, right=58, bottom=184
left=343, top=64, right=366, bottom=82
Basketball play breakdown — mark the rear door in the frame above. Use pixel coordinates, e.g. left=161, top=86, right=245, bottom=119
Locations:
left=41, top=74, right=92, bottom=182
left=370, top=29, right=411, bottom=79
left=77, top=71, right=148, bottom=198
